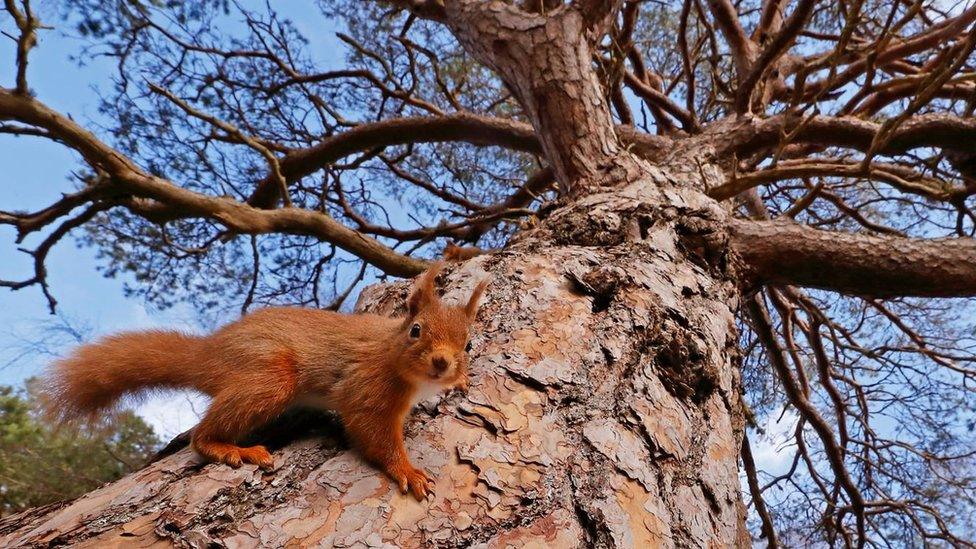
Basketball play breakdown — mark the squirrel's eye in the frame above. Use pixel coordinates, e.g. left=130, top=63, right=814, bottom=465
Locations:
left=409, top=323, right=422, bottom=338
left=465, top=341, right=473, bottom=353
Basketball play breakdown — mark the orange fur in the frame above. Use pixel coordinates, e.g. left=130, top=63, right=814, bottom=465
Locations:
left=41, top=264, right=487, bottom=501
left=443, top=241, right=484, bottom=261
left=42, top=330, right=208, bottom=423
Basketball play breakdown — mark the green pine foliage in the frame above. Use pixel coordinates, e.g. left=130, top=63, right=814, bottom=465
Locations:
left=0, top=380, right=160, bottom=517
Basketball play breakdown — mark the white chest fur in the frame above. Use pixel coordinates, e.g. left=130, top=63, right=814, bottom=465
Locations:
left=409, top=380, right=445, bottom=409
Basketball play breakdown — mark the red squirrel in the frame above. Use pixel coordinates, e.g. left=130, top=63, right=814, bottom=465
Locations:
left=42, top=263, right=487, bottom=500
left=443, top=240, right=484, bottom=262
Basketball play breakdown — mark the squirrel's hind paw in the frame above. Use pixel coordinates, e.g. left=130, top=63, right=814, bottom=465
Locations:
left=238, top=445, right=275, bottom=469
left=200, top=442, right=275, bottom=470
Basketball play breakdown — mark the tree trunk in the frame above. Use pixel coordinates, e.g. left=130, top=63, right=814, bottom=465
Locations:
left=0, top=153, right=746, bottom=548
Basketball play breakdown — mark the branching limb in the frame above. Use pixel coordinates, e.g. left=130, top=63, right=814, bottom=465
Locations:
left=725, top=113, right=976, bottom=159
left=246, top=113, right=544, bottom=209
left=380, top=0, right=447, bottom=21
left=734, top=0, right=817, bottom=114
left=704, top=0, right=757, bottom=81
left=574, top=0, right=624, bottom=36
left=147, top=82, right=293, bottom=208
left=709, top=158, right=953, bottom=202
left=746, top=295, right=868, bottom=546
left=741, top=432, right=779, bottom=547
left=732, top=220, right=976, bottom=297
left=3, top=0, right=39, bottom=95
left=622, top=71, right=699, bottom=132
left=0, top=87, right=427, bottom=277
left=0, top=202, right=109, bottom=312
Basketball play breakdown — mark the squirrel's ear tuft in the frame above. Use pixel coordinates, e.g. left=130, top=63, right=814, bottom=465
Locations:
left=408, top=262, right=443, bottom=316
left=465, top=279, right=489, bottom=319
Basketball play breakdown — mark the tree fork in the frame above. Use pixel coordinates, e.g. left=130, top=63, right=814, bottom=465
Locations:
left=440, top=1, right=636, bottom=194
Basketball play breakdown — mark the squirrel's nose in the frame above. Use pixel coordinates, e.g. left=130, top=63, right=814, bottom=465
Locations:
left=431, top=355, right=450, bottom=375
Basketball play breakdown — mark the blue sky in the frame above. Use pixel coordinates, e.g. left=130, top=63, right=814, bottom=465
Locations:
left=0, top=3, right=203, bottom=436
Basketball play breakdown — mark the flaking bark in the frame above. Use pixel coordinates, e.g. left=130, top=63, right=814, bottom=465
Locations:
left=0, top=157, right=746, bottom=548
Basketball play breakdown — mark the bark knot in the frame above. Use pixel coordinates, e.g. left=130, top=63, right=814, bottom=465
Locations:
left=675, top=209, right=732, bottom=275
left=652, top=319, right=720, bottom=404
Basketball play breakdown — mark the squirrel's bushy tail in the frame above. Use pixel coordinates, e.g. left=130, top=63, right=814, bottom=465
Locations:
left=42, top=330, right=206, bottom=422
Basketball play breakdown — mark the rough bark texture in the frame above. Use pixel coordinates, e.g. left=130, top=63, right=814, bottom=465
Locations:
left=5, top=0, right=976, bottom=544
left=0, top=158, right=745, bottom=548
left=442, top=2, right=632, bottom=194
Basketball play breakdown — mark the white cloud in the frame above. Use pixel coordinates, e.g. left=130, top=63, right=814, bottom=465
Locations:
left=132, top=390, right=208, bottom=441
left=751, top=406, right=800, bottom=475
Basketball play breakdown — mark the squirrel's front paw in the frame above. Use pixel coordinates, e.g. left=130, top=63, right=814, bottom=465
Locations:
left=394, top=466, right=435, bottom=501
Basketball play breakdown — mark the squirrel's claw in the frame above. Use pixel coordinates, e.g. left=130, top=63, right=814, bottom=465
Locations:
left=394, top=466, right=435, bottom=501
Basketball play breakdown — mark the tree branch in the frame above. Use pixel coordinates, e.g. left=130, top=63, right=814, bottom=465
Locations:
left=741, top=432, right=779, bottom=547
left=4, top=0, right=38, bottom=95
left=574, top=0, right=624, bottom=36
left=380, top=0, right=447, bottom=21
left=247, top=113, right=542, bottom=208
left=708, top=157, right=953, bottom=202
left=147, top=82, right=293, bottom=208
left=0, top=87, right=427, bottom=277
left=745, top=294, right=867, bottom=543
left=724, top=113, right=976, bottom=158
left=704, top=0, right=756, bottom=81
left=622, top=71, right=699, bottom=132
left=732, top=220, right=976, bottom=297
left=734, top=0, right=817, bottom=113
